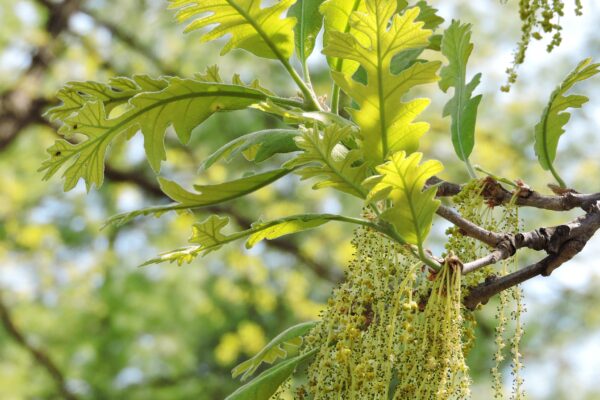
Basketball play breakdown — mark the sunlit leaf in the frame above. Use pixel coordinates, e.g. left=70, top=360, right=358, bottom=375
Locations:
left=159, top=169, right=291, bottom=206
left=41, top=71, right=300, bottom=191
left=322, top=2, right=440, bottom=164
left=368, top=151, right=443, bottom=246
left=289, top=0, right=324, bottom=62
left=169, top=0, right=297, bottom=59
left=284, top=125, right=368, bottom=198
left=142, top=214, right=360, bottom=265
left=44, top=75, right=168, bottom=122
left=320, top=0, right=366, bottom=76
left=245, top=214, right=334, bottom=248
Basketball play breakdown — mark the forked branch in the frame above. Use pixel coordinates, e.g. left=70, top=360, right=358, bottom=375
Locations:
left=432, top=178, right=600, bottom=308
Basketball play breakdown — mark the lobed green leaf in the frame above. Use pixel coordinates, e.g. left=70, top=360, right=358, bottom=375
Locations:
left=322, top=1, right=440, bottom=164
left=284, top=125, right=368, bottom=198
left=439, top=20, right=483, bottom=174
left=41, top=69, right=300, bottom=191
left=368, top=151, right=443, bottom=247
left=225, top=349, right=317, bottom=400
left=232, top=321, right=318, bottom=381
left=534, top=58, right=600, bottom=187
left=142, top=213, right=362, bottom=266
left=159, top=169, right=292, bottom=206
left=289, top=0, right=325, bottom=63
left=169, top=0, right=297, bottom=60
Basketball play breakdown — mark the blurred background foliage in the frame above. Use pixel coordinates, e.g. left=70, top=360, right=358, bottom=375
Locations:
left=0, top=0, right=599, bottom=399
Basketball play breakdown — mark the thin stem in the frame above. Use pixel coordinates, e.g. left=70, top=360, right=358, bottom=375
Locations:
left=281, top=58, right=322, bottom=111
left=223, top=0, right=322, bottom=111
left=331, top=83, right=341, bottom=115
left=418, top=244, right=442, bottom=272
left=475, top=165, right=517, bottom=188
left=465, top=158, right=477, bottom=179
left=548, top=162, right=567, bottom=188
left=302, top=59, right=313, bottom=89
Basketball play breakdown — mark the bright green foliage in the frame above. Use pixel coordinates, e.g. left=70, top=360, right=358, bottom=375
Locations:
left=411, top=1, right=444, bottom=31
left=143, top=214, right=356, bottom=265
left=289, top=0, right=324, bottom=63
left=322, top=2, right=441, bottom=163
left=130, top=77, right=276, bottom=172
left=534, top=57, right=600, bottom=187
left=368, top=151, right=443, bottom=247
left=45, top=75, right=167, bottom=122
left=104, top=167, right=290, bottom=227
left=189, top=214, right=234, bottom=255
left=284, top=125, right=368, bottom=198
left=232, top=321, right=317, bottom=381
left=320, top=0, right=365, bottom=77
left=225, top=350, right=317, bottom=400
left=245, top=214, right=338, bottom=248
left=202, top=129, right=301, bottom=169
left=169, top=0, right=297, bottom=60
left=159, top=169, right=291, bottom=206
left=40, top=71, right=297, bottom=190
left=439, top=20, right=482, bottom=176
left=40, top=101, right=128, bottom=191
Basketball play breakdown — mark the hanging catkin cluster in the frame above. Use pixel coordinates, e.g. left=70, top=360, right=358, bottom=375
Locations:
left=503, top=0, right=584, bottom=91
left=446, top=179, right=526, bottom=399
left=298, top=221, right=472, bottom=399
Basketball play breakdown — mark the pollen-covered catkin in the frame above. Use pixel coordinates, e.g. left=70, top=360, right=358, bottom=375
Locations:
left=502, top=0, right=583, bottom=91
left=303, top=224, right=472, bottom=399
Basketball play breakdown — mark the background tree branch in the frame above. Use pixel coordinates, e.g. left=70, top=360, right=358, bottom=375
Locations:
left=0, top=291, right=79, bottom=400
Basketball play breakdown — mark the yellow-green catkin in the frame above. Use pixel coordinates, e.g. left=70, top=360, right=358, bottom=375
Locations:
left=446, top=179, right=492, bottom=288
left=491, top=194, right=526, bottom=400
left=502, top=0, right=583, bottom=91
left=445, top=179, right=491, bottom=357
left=396, top=261, right=470, bottom=400
left=304, top=226, right=419, bottom=399
left=304, top=226, right=472, bottom=399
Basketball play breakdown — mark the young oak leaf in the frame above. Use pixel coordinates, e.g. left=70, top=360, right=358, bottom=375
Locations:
left=534, top=57, right=600, bottom=188
left=232, top=321, right=318, bottom=381
left=41, top=74, right=287, bottom=191
left=320, top=0, right=367, bottom=77
left=225, top=349, right=317, bottom=400
left=367, top=151, right=443, bottom=247
left=201, top=129, right=301, bottom=170
left=439, top=20, right=483, bottom=176
left=322, top=1, right=441, bottom=164
left=289, top=0, right=325, bottom=63
left=104, top=169, right=293, bottom=228
left=142, top=214, right=348, bottom=266
left=159, top=169, right=292, bottom=206
left=131, top=77, right=272, bottom=172
left=284, top=124, right=368, bottom=198
left=45, top=75, right=169, bottom=123
left=169, top=0, right=297, bottom=60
